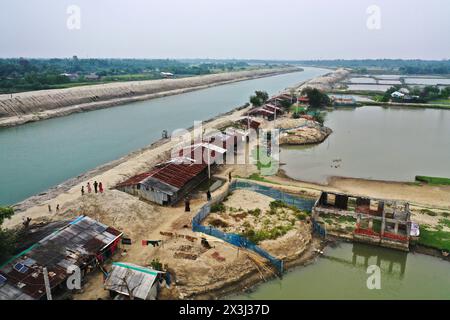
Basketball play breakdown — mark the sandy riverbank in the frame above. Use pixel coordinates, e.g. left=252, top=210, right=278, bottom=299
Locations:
left=0, top=67, right=300, bottom=128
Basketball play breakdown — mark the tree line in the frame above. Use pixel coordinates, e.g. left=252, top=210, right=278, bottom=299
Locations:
left=0, top=58, right=250, bottom=93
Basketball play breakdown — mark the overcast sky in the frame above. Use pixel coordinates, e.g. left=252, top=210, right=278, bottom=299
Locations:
left=1, top=0, right=449, bottom=60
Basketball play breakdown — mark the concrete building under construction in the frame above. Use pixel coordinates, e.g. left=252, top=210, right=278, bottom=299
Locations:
left=312, top=191, right=414, bottom=251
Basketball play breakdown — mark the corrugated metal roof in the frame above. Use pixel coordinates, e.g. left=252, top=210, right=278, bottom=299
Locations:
left=0, top=216, right=122, bottom=300
left=116, top=162, right=207, bottom=191
left=104, top=263, right=159, bottom=300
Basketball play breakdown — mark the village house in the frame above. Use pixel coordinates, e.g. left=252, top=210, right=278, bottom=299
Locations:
left=115, top=160, right=209, bottom=206
left=331, top=95, right=357, bottom=107
left=297, top=96, right=310, bottom=105
left=264, top=103, right=284, bottom=114
left=178, top=143, right=227, bottom=166
left=104, top=262, right=164, bottom=300
left=84, top=73, right=100, bottom=81
left=268, top=93, right=296, bottom=105
left=237, top=116, right=261, bottom=130
left=0, top=216, right=123, bottom=300
left=248, top=107, right=275, bottom=120
left=59, top=72, right=79, bottom=81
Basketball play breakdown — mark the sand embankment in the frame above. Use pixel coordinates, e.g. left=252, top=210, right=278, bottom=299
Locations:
left=294, top=68, right=350, bottom=93
left=0, top=67, right=300, bottom=128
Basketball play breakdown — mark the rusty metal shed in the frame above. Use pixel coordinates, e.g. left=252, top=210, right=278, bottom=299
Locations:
left=0, top=216, right=122, bottom=300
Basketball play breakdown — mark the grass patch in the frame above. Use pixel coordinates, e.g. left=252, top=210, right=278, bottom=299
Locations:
left=372, top=220, right=382, bottom=233
left=245, top=173, right=281, bottom=185
left=241, top=225, right=294, bottom=244
left=210, top=203, right=226, bottom=213
left=337, top=215, right=357, bottom=223
left=416, top=175, right=450, bottom=186
left=439, top=218, right=450, bottom=229
left=247, top=208, right=261, bottom=217
left=429, top=99, right=450, bottom=105
left=420, top=209, right=438, bottom=217
left=418, top=226, right=450, bottom=251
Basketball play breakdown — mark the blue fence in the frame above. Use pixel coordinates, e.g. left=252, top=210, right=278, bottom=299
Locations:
left=192, top=180, right=317, bottom=274
left=230, top=180, right=316, bottom=212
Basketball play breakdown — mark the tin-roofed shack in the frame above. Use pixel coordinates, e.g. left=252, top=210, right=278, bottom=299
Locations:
left=104, top=262, right=163, bottom=300
left=115, top=161, right=208, bottom=206
left=0, top=216, right=122, bottom=300
left=237, top=116, right=261, bottom=130
left=312, top=191, right=413, bottom=251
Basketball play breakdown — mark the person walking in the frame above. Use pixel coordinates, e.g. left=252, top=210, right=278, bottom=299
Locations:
left=206, top=190, right=211, bottom=202
left=99, top=182, right=104, bottom=193
left=228, top=171, right=232, bottom=182
left=87, top=182, right=92, bottom=194
left=93, top=181, right=98, bottom=194
left=56, top=204, right=60, bottom=213
left=184, top=197, right=190, bottom=212
left=81, top=186, right=85, bottom=196
left=48, top=204, right=52, bottom=212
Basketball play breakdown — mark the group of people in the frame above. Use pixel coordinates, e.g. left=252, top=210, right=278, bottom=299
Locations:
left=81, top=181, right=104, bottom=196
left=47, top=204, right=60, bottom=213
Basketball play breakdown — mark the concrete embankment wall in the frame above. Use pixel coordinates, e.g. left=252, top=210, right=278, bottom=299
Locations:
left=0, top=67, right=299, bottom=126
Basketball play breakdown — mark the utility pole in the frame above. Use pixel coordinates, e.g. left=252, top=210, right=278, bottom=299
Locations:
left=207, top=146, right=211, bottom=180
left=43, top=267, right=52, bottom=300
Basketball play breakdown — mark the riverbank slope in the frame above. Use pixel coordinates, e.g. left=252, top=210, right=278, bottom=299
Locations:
left=0, top=66, right=300, bottom=128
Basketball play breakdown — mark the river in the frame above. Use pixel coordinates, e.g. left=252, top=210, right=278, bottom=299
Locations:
left=0, top=67, right=329, bottom=206
left=230, top=242, right=450, bottom=300
left=281, top=106, right=450, bottom=184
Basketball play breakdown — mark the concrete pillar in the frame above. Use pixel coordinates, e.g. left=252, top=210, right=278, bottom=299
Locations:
left=378, top=201, right=385, bottom=215
left=394, top=222, right=399, bottom=234
left=356, top=214, right=361, bottom=229
left=369, top=219, right=373, bottom=230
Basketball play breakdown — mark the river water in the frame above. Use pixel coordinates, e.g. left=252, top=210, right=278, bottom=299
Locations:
left=0, top=67, right=329, bottom=206
left=281, top=106, right=450, bottom=184
left=230, top=242, right=450, bottom=300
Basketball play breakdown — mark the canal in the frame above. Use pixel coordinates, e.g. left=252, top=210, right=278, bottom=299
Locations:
left=230, top=242, right=450, bottom=300
left=281, top=106, right=450, bottom=184
left=0, top=67, right=329, bottom=205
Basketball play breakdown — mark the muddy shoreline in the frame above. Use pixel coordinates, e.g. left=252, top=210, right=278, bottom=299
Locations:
left=194, top=238, right=326, bottom=300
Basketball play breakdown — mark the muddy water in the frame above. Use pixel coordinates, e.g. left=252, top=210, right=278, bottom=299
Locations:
left=230, top=242, right=450, bottom=300
left=280, top=106, right=450, bottom=184
left=0, top=67, right=329, bottom=205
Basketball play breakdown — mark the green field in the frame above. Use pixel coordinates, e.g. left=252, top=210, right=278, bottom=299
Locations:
left=419, top=227, right=450, bottom=251
left=415, top=175, right=450, bottom=186
left=431, top=99, right=450, bottom=105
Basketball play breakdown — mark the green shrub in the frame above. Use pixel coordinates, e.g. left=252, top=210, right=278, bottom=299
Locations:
left=270, top=200, right=288, bottom=210
left=211, top=203, right=226, bottom=213
left=247, top=208, right=261, bottom=217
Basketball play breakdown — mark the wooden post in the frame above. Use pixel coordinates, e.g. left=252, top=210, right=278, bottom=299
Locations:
left=43, top=267, right=52, bottom=300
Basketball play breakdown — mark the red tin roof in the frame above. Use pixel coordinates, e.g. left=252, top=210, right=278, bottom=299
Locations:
left=116, top=162, right=207, bottom=190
